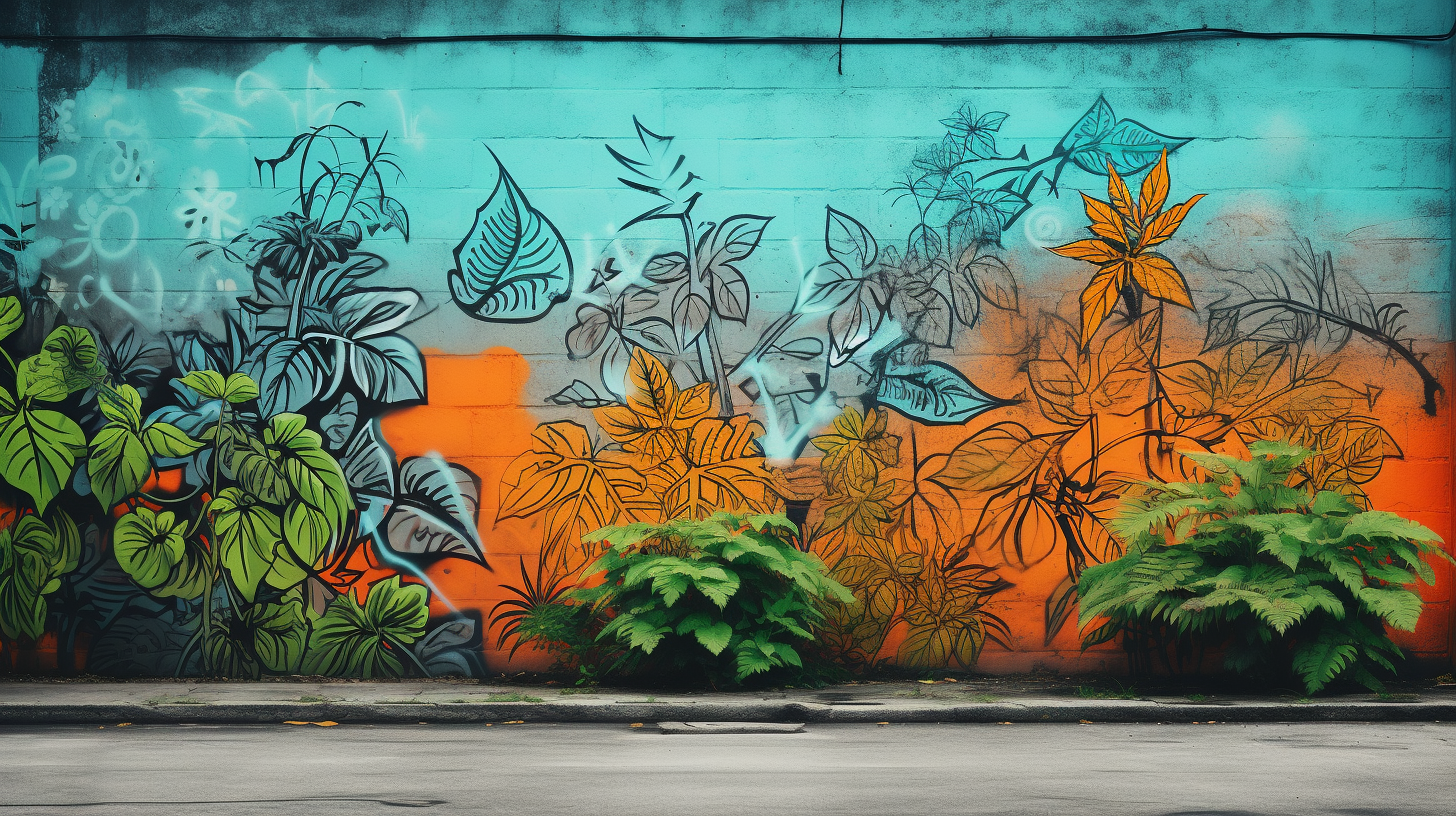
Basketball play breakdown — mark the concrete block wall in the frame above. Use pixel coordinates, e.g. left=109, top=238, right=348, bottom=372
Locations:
left=0, top=0, right=1452, bottom=678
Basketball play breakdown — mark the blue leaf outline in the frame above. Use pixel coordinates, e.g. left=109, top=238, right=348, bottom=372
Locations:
left=449, top=150, right=574, bottom=323
left=875, top=359, right=1013, bottom=425
left=1056, top=95, right=1192, bottom=176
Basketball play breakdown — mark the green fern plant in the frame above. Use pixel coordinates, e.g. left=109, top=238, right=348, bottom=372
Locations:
left=554, top=512, right=854, bottom=684
left=1077, top=441, right=1452, bottom=693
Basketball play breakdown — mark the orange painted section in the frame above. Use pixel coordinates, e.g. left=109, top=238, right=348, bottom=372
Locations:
left=380, top=348, right=548, bottom=654
left=376, top=330, right=1456, bottom=676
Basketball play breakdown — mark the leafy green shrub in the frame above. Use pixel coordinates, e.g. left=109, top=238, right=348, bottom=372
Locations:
left=536, top=512, right=854, bottom=684
left=1077, top=442, right=1452, bottom=693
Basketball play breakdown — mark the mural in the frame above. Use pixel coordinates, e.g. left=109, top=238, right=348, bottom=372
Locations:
left=0, top=39, right=1449, bottom=678
left=2, top=111, right=488, bottom=677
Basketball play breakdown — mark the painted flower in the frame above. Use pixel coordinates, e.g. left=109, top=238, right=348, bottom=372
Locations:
left=50, top=98, right=78, bottom=144
left=40, top=187, right=71, bottom=220
left=175, top=168, right=241, bottom=240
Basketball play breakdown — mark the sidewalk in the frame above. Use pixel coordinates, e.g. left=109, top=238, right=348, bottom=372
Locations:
left=3, top=677, right=1454, bottom=725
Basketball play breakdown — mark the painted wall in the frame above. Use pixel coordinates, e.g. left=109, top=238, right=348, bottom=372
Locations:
left=0, top=0, right=1452, bottom=678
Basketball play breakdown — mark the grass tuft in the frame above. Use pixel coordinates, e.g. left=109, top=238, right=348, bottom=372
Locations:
left=1073, top=685, right=1138, bottom=700
left=486, top=692, right=544, bottom=703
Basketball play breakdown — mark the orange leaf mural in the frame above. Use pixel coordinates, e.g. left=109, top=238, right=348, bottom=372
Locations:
left=655, top=415, right=779, bottom=519
left=499, top=349, right=778, bottom=576
left=1048, top=149, right=1205, bottom=346
left=595, top=346, right=714, bottom=465
left=498, top=421, right=655, bottom=569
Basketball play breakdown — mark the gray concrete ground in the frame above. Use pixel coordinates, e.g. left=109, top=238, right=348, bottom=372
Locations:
left=0, top=722, right=1451, bottom=815
left=2, top=677, right=1455, bottom=724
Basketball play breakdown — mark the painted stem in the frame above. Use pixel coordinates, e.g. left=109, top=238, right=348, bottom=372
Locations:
left=199, top=407, right=228, bottom=675
left=285, top=245, right=318, bottom=340
left=679, top=214, right=734, bottom=415
left=1219, top=298, right=1443, bottom=416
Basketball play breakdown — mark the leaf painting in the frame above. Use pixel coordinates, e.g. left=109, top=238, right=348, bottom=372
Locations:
left=596, top=346, right=713, bottom=465
left=1048, top=149, right=1204, bottom=346
left=656, top=415, right=778, bottom=519
left=498, top=421, right=654, bottom=568
left=449, top=151, right=574, bottom=322
left=607, top=117, right=702, bottom=226
left=875, top=360, right=1011, bottom=425
left=1055, top=95, right=1193, bottom=176
left=0, top=389, right=87, bottom=514
left=384, top=457, right=487, bottom=566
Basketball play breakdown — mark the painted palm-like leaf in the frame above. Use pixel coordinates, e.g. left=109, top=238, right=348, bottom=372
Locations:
left=384, top=456, right=486, bottom=567
left=449, top=152, right=574, bottom=322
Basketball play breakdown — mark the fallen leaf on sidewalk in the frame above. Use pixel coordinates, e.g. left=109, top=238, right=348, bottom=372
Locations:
left=116, top=723, right=131, bottom=727
left=917, top=680, right=938, bottom=685
left=284, top=721, right=338, bottom=727
left=630, top=723, right=643, bottom=728
left=503, top=720, right=524, bottom=724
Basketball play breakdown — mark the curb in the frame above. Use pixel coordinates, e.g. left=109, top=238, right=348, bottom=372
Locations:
left=2, top=700, right=1452, bottom=725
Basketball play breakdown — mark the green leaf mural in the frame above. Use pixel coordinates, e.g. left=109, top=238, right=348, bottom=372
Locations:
left=86, top=424, right=150, bottom=510
left=0, top=296, right=21, bottom=343
left=0, top=388, right=87, bottom=514
left=210, top=488, right=284, bottom=603
left=113, top=508, right=188, bottom=590
left=0, top=517, right=60, bottom=640
left=302, top=576, right=429, bottom=678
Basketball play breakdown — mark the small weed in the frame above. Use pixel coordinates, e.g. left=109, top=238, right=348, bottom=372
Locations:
left=145, top=696, right=204, bottom=706
left=1186, top=694, right=1208, bottom=702
left=298, top=695, right=332, bottom=703
left=486, top=692, right=544, bottom=703
left=559, top=688, right=597, bottom=695
left=1292, top=696, right=1313, bottom=705
left=895, top=686, right=926, bottom=698
left=1073, top=686, right=1138, bottom=700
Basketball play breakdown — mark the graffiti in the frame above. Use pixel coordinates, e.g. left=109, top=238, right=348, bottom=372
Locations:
left=174, top=169, right=242, bottom=241
left=2, top=44, right=1446, bottom=682
left=175, top=87, right=254, bottom=140
left=485, top=94, right=1440, bottom=676
left=0, top=110, right=488, bottom=678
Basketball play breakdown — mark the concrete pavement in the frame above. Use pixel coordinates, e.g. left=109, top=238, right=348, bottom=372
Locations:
left=1, top=722, right=1452, bottom=815
left=2, top=677, right=1455, bottom=724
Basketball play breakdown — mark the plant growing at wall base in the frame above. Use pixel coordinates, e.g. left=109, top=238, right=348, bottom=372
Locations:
left=556, top=512, right=854, bottom=684
left=1076, top=442, right=1452, bottom=693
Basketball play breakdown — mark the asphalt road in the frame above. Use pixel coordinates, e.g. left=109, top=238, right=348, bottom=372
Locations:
left=0, top=722, right=1451, bottom=815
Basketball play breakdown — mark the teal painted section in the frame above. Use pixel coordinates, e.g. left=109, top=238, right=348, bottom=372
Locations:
left=6, top=34, right=1452, bottom=349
